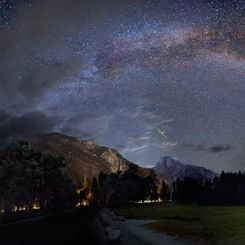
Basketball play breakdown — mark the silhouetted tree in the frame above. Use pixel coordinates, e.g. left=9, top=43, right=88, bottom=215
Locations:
left=172, top=172, right=245, bottom=206
left=144, top=173, right=158, bottom=202
left=160, top=180, right=169, bottom=203
left=97, top=168, right=159, bottom=206
left=0, top=141, right=76, bottom=213
left=173, top=177, right=203, bottom=203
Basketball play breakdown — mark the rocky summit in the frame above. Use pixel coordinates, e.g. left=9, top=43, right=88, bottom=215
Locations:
left=154, top=156, right=217, bottom=184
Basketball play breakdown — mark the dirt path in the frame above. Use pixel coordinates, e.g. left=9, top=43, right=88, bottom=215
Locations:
left=119, top=219, right=192, bottom=245
left=94, top=209, right=197, bottom=245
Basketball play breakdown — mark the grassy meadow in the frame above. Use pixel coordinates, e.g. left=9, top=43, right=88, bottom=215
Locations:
left=117, top=204, right=245, bottom=244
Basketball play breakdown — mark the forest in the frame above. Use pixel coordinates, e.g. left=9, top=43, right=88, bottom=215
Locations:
left=172, top=172, right=245, bottom=205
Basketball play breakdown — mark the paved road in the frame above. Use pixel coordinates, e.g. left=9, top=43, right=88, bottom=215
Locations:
left=0, top=208, right=100, bottom=245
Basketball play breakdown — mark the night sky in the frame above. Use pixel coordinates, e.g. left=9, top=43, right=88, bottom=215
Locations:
left=0, top=0, right=244, bottom=172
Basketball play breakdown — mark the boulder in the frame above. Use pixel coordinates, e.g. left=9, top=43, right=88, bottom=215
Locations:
left=117, top=216, right=125, bottom=222
left=105, top=226, right=121, bottom=243
left=99, top=211, right=110, bottom=227
left=109, top=210, right=117, bottom=221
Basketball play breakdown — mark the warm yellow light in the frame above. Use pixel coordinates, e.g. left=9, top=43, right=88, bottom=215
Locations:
left=32, top=204, right=41, bottom=210
left=32, top=199, right=41, bottom=210
left=76, top=199, right=90, bottom=207
left=19, top=206, right=27, bottom=211
left=76, top=188, right=82, bottom=194
left=134, top=199, right=162, bottom=204
left=12, top=206, right=18, bottom=212
left=82, top=200, right=89, bottom=206
left=86, top=191, right=93, bottom=200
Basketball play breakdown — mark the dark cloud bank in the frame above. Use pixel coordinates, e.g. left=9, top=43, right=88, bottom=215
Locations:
left=0, top=111, right=58, bottom=145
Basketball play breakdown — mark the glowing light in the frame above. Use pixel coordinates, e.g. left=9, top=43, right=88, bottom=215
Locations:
left=82, top=200, right=89, bottom=206
left=76, top=199, right=90, bottom=207
left=86, top=191, right=93, bottom=200
left=19, top=206, right=26, bottom=211
left=32, top=203, right=41, bottom=210
left=76, top=188, right=82, bottom=194
left=134, top=199, right=162, bottom=204
left=12, top=206, right=18, bottom=212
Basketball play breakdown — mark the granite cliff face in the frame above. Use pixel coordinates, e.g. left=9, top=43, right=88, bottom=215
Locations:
left=154, top=156, right=216, bottom=184
left=29, top=133, right=151, bottom=184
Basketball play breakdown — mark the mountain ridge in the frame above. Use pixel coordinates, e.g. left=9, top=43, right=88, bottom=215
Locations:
left=28, top=132, right=152, bottom=184
left=28, top=133, right=216, bottom=186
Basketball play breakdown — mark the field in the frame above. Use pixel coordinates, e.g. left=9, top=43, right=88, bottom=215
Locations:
left=117, top=204, right=245, bottom=244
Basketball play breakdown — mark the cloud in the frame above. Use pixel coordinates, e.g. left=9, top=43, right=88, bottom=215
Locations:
left=0, top=111, right=9, bottom=123
left=0, top=111, right=59, bottom=145
left=60, top=113, right=114, bottom=141
left=0, top=0, right=97, bottom=113
left=183, top=143, right=233, bottom=153
left=183, top=143, right=206, bottom=151
left=122, top=144, right=150, bottom=153
left=208, top=144, right=233, bottom=153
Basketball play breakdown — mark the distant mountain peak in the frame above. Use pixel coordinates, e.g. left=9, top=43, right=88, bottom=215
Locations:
left=154, top=156, right=216, bottom=184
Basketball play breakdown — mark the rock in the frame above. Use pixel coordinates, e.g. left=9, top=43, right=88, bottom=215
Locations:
left=109, top=210, right=117, bottom=221
left=100, top=211, right=110, bottom=227
left=105, top=226, right=121, bottom=243
left=117, top=216, right=125, bottom=222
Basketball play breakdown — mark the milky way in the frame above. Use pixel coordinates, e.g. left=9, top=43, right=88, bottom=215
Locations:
left=0, top=0, right=244, bottom=172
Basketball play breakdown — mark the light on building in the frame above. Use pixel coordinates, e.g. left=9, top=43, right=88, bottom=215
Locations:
left=32, top=203, right=41, bottom=210
left=12, top=206, right=18, bottom=212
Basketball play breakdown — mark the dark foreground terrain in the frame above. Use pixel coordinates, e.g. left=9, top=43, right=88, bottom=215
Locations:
left=0, top=208, right=101, bottom=245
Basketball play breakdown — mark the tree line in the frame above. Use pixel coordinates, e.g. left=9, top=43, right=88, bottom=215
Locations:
left=82, top=165, right=160, bottom=206
left=173, top=172, right=245, bottom=205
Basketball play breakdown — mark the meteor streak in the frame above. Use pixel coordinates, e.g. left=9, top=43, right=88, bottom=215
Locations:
left=156, top=128, right=168, bottom=140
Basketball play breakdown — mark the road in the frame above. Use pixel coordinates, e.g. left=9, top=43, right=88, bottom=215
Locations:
left=120, top=219, right=196, bottom=245
left=93, top=209, right=197, bottom=245
left=0, top=208, right=100, bottom=245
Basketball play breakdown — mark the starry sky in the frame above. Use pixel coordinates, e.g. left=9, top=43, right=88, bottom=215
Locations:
left=0, top=0, right=244, bottom=172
